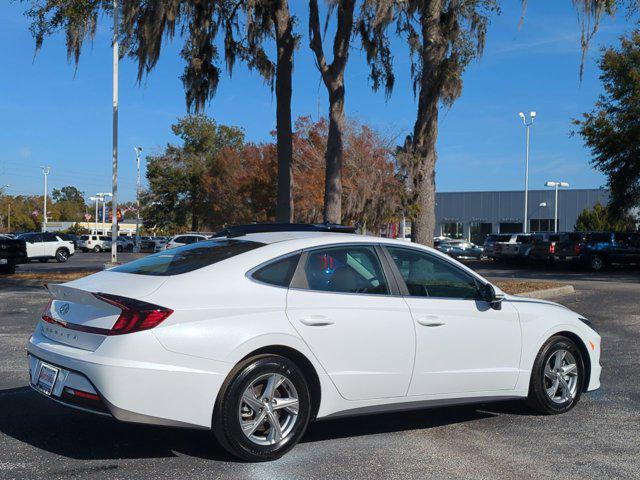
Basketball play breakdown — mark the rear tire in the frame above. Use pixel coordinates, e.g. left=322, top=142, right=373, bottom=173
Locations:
left=527, top=335, right=584, bottom=415
left=590, top=254, right=605, bottom=271
left=93, top=245, right=102, bottom=253
left=55, top=248, right=69, bottom=263
left=213, top=355, right=311, bottom=462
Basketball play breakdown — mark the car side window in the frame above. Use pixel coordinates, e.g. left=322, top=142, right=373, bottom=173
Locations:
left=387, top=247, right=481, bottom=300
left=28, top=234, right=43, bottom=243
left=251, top=253, right=301, bottom=287
left=299, top=245, right=389, bottom=295
left=43, top=233, right=58, bottom=242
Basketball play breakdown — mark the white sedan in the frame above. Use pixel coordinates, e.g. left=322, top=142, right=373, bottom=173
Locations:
left=27, top=230, right=601, bottom=461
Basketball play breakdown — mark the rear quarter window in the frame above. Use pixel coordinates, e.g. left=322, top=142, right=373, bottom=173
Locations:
left=250, top=253, right=301, bottom=287
left=112, top=239, right=265, bottom=276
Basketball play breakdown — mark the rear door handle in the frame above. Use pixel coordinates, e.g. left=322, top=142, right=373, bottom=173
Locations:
left=416, top=315, right=445, bottom=327
left=299, top=315, right=334, bottom=327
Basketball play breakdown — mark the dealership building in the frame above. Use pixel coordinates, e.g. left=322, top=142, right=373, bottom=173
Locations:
left=434, top=188, right=610, bottom=244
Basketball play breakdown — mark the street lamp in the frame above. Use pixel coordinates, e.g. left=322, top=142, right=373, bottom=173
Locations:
left=40, top=166, right=51, bottom=232
left=90, top=195, right=103, bottom=234
left=518, top=111, right=536, bottom=233
left=96, top=192, right=112, bottom=235
left=134, top=146, right=143, bottom=252
left=545, top=181, right=569, bottom=232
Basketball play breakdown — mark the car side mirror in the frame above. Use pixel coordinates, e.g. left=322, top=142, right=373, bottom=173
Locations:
left=482, top=283, right=504, bottom=310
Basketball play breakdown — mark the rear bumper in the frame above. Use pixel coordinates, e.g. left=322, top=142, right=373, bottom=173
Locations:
left=27, top=324, right=232, bottom=429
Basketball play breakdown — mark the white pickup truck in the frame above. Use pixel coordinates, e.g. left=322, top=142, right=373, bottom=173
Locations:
left=17, top=232, right=75, bottom=263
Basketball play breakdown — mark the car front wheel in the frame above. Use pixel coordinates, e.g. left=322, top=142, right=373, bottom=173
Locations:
left=93, top=245, right=102, bottom=253
left=213, top=354, right=311, bottom=462
left=527, top=335, right=584, bottom=414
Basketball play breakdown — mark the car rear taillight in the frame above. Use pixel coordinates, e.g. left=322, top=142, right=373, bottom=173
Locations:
left=41, top=298, right=55, bottom=324
left=549, top=243, right=555, bottom=254
left=574, top=244, right=582, bottom=255
left=93, top=293, right=173, bottom=335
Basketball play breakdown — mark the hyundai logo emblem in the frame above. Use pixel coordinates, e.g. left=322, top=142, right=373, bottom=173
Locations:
left=58, top=303, right=70, bottom=316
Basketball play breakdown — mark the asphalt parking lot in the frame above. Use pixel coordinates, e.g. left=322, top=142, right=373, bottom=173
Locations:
left=0, top=265, right=639, bottom=479
left=14, top=251, right=146, bottom=273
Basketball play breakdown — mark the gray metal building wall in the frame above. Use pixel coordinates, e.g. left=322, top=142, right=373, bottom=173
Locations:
left=434, top=188, right=610, bottom=240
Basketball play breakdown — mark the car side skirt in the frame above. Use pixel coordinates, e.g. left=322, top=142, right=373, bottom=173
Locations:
left=322, top=394, right=523, bottom=419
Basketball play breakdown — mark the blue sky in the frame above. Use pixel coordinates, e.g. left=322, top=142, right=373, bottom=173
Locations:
left=0, top=1, right=635, bottom=202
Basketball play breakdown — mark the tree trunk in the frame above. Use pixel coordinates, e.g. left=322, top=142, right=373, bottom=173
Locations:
left=309, top=0, right=355, bottom=225
left=324, top=83, right=346, bottom=223
left=273, top=0, right=294, bottom=223
left=191, top=200, right=199, bottom=231
left=410, top=0, right=445, bottom=247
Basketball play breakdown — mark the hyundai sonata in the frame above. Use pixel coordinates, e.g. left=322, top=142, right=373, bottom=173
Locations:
left=27, top=227, right=601, bottom=461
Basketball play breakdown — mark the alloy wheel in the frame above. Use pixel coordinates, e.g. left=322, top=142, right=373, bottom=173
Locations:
left=56, top=250, right=68, bottom=262
left=238, top=373, right=300, bottom=446
left=591, top=255, right=603, bottom=271
left=544, top=349, right=579, bottom=404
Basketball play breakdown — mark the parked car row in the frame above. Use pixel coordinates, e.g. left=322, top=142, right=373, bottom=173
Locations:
left=484, top=231, right=640, bottom=271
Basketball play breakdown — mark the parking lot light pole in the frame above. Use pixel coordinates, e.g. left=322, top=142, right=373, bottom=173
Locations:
left=518, top=111, right=536, bottom=233
left=134, top=146, right=143, bottom=253
left=40, top=166, right=50, bottom=232
left=90, top=195, right=101, bottom=234
left=97, top=192, right=112, bottom=235
left=111, top=0, right=120, bottom=265
left=545, top=181, right=569, bottom=232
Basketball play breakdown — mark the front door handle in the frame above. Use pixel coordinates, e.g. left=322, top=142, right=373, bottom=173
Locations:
left=299, top=315, right=334, bottom=327
left=416, top=315, right=445, bottom=327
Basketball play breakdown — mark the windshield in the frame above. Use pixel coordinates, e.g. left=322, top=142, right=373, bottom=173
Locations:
left=112, top=239, right=265, bottom=276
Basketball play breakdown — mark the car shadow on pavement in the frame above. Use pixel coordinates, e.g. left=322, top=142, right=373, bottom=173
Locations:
left=0, top=386, right=235, bottom=462
left=0, top=386, right=536, bottom=462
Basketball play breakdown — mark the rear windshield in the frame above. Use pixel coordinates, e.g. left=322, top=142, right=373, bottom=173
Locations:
left=112, top=239, right=265, bottom=276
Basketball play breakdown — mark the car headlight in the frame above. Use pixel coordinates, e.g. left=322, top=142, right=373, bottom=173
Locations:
left=578, top=317, right=598, bottom=333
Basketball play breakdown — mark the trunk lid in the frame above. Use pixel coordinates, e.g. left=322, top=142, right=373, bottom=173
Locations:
left=41, top=271, right=168, bottom=351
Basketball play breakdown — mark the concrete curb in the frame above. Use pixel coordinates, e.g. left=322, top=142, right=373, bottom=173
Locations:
left=518, top=285, right=575, bottom=299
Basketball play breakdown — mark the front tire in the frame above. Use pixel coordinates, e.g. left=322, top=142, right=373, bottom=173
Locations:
left=527, top=335, right=585, bottom=414
left=213, top=355, right=311, bottom=462
left=93, top=245, right=102, bottom=253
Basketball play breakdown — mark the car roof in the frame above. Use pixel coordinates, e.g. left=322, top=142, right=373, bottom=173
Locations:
left=225, top=231, right=419, bottom=248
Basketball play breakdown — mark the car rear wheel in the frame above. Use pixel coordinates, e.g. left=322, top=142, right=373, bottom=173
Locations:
left=93, top=245, right=102, bottom=253
left=117, top=245, right=123, bottom=253
left=527, top=335, right=584, bottom=414
left=590, top=254, right=605, bottom=271
left=213, top=354, right=311, bottom=462
left=55, top=248, right=69, bottom=263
